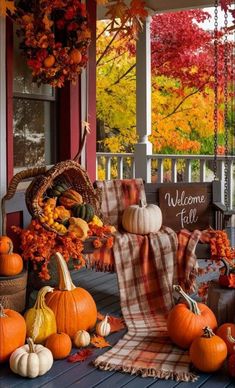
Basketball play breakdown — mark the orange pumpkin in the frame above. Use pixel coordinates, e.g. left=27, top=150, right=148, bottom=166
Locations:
left=69, top=49, right=82, bottom=64
left=0, top=251, right=23, bottom=276
left=44, top=55, right=55, bottom=68
left=216, top=323, right=235, bottom=355
left=45, top=332, right=72, bottom=359
left=167, top=285, right=217, bottom=349
left=0, top=236, right=13, bottom=254
left=0, top=304, right=26, bottom=363
left=189, top=327, right=227, bottom=372
left=45, top=252, right=97, bottom=338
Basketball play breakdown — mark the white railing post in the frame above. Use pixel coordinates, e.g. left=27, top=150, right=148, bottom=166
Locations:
left=134, top=16, right=152, bottom=183
left=0, top=17, right=7, bottom=235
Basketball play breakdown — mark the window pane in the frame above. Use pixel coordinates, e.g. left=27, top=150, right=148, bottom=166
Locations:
left=13, top=98, right=56, bottom=169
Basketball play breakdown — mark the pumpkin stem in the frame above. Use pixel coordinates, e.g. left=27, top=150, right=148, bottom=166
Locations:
left=202, top=326, right=215, bottom=338
left=27, top=337, right=35, bottom=353
left=139, top=199, right=146, bottom=208
left=34, top=286, right=54, bottom=309
left=0, top=303, right=7, bottom=317
left=54, top=252, right=76, bottom=291
left=173, top=285, right=201, bottom=315
left=227, top=327, right=235, bottom=344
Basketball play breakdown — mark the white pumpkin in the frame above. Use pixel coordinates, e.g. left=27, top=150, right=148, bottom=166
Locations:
left=122, top=200, right=162, bottom=235
left=96, top=315, right=111, bottom=337
left=9, top=337, right=53, bottom=378
left=73, top=330, right=90, bottom=347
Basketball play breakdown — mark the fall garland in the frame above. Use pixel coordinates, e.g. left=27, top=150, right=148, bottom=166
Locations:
left=14, top=0, right=91, bottom=87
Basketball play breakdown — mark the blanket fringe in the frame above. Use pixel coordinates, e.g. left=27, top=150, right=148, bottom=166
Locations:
left=93, top=360, right=198, bottom=382
left=84, top=258, right=115, bottom=273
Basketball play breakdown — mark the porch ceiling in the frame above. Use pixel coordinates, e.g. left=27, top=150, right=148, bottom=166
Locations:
left=97, top=0, right=218, bottom=20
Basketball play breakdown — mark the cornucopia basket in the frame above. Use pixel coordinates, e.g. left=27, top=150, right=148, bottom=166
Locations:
left=1, top=161, right=102, bottom=236
left=25, top=160, right=102, bottom=233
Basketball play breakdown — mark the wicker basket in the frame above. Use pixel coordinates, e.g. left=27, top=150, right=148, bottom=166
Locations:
left=0, top=270, right=28, bottom=312
left=25, top=159, right=102, bottom=234
left=1, top=160, right=102, bottom=236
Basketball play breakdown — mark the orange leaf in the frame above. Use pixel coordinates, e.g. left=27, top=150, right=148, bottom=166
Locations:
left=97, top=311, right=105, bottom=321
left=0, top=0, right=15, bottom=16
left=91, top=335, right=111, bottom=348
left=67, top=349, right=93, bottom=363
left=109, top=316, right=126, bottom=333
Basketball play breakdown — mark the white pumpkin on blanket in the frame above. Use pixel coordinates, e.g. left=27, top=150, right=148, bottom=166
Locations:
left=122, top=200, right=162, bottom=235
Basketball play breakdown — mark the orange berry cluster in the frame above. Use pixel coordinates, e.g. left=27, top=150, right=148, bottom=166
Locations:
left=210, top=230, right=233, bottom=262
left=12, top=220, right=85, bottom=280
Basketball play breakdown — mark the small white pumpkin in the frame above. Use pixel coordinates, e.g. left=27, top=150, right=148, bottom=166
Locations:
left=96, top=315, right=111, bottom=337
left=122, top=200, right=162, bottom=235
left=73, top=330, right=90, bottom=347
left=9, top=337, right=53, bottom=378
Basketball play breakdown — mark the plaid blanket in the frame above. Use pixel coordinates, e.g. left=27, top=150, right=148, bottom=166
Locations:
left=94, top=227, right=198, bottom=381
left=86, top=179, right=146, bottom=271
left=95, top=178, right=146, bottom=228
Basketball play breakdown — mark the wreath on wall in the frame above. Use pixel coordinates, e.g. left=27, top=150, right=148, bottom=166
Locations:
left=15, top=0, right=91, bottom=87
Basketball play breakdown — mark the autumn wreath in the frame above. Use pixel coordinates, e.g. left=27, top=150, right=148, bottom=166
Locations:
left=15, top=0, right=91, bottom=87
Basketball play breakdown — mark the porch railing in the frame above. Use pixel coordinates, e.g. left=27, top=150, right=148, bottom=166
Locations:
left=96, top=152, right=235, bottom=209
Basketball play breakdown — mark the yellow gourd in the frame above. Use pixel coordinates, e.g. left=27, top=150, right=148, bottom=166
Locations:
left=54, top=206, right=71, bottom=222
left=68, top=217, right=89, bottom=240
left=24, top=286, right=57, bottom=344
left=89, top=215, right=103, bottom=227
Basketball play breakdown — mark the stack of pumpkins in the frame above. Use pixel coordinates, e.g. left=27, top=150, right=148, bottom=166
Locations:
left=0, top=252, right=111, bottom=379
left=167, top=284, right=235, bottom=376
left=0, top=236, right=23, bottom=277
left=0, top=236, right=27, bottom=312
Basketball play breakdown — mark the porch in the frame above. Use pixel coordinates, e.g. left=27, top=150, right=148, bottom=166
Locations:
left=1, top=0, right=235, bottom=386
left=1, top=268, right=234, bottom=388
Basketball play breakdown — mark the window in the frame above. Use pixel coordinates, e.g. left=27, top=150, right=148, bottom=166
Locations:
left=13, top=30, right=57, bottom=171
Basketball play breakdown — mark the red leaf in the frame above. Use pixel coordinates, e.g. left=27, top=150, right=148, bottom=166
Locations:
left=220, top=0, right=231, bottom=12
left=67, top=349, right=93, bottom=363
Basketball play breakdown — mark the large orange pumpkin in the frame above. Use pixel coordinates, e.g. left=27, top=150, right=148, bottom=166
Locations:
left=167, top=285, right=217, bottom=349
left=0, top=304, right=26, bottom=363
left=0, top=236, right=13, bottom=254
left=45, top=252, right=97, bottom=338
left=0, top=251, right=23, bottom=276
left=189, top=327, right=227, bottom=372
left=216, top=323, right=235, bottom=354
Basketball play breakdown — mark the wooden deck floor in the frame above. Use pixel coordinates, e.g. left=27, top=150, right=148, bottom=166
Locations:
left=1, top=268, right=235, bottom=388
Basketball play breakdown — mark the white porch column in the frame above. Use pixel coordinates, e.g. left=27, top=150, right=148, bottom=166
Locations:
left=134, top=16, right=152, bottom=183
left=0, top=17, right=7, bottom=235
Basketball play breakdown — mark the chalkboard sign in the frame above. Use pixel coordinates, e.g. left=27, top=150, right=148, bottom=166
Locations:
left=158, top=184, right=211, bottom=231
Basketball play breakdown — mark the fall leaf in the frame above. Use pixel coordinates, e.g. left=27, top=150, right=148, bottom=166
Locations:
left=97, top=311, right=105, bottom=321
left=82, top=120, right=91, bottom=134
left=129, top=0, right=148, bottom=19
left=105, top=0, right=128, bottom=31
left=0, top=0, right=15, bottom=17
left=43, top=14, right=54, bottom=31
left=91, top=335, right=111, bottom=348
left=67, top=349, right=93, bottom=363
left=109, top=316, right=126, bottom=333
left=220, top=0, right=231, bottom=12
